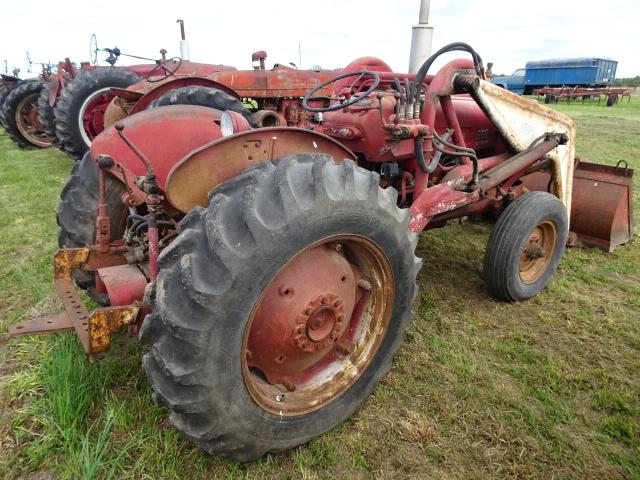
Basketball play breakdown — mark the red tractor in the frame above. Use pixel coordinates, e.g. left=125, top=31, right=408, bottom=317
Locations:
left=52, top=53, right=236, bottom=159
left=0, top=53, right=160, bottom=150
left=101, top=49, right=339, bottom=131
left=10, top=42, right=634, bottom=461
left=1, top=64, right=59, bottom=149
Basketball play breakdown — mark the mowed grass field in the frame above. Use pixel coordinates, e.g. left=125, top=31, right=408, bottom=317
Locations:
left=0, top=97, right=638, bottom=480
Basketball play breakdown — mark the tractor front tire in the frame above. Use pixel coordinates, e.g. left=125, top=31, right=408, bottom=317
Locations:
left=150, top=85, right=258, bottom=127
left=37, top=81, right=58, bottom=141
left=1, top=80, right=55, bottom=149
left=483, top=191, right=568, bottom=302
left=57, top=152, right=128, bottom=305
left=54, top=68, right=141, bottom=160
left=140, top=155, right=421, bottom=461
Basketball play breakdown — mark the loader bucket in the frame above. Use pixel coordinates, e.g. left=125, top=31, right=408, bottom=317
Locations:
left=522, top=160, right=634, bottom=252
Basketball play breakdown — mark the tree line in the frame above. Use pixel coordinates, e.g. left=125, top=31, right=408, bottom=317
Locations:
left=614, top=76, right=640, bottom=87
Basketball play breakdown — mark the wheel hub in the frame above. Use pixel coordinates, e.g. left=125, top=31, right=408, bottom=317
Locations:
left=246, top=245, right=357, bottom=382
left=242, top=235, right=394, bottom=416
left=519, top=221, right=557, bottom=284
left=295, top=293, right=345, bottom=351
left=15, top=92, right=55, bottom=148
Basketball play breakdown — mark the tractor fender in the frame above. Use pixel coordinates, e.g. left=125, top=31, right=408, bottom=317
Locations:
left=130, top=77, right=241, bottom=114
left=165, top=127, right=357, bottom=213
left=90, top=105, right=224, bottom=192
left=47, top=76, right=61, bottom=107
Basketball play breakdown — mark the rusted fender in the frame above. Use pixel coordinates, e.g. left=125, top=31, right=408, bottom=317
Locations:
left=104, top=77, right=241, bottom=129
left=166, top=127, right=357, bottom=213
left=129, top=77, right=241, bottom=114
left=91, top=105, right=224, bottom=190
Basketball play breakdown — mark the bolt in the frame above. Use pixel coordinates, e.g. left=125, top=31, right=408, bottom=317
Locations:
left=335, top=243, right=342, bottom=252
left=275, top=393, right=285, bottom=402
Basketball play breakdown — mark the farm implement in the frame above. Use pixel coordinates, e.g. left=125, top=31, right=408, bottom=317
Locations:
left=535, top=85, right=634, bottom=106
left=8, top=25, right=634, bottom=463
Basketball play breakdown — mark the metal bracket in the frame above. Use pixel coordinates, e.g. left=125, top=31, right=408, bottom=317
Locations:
left=8, top=248, right=140, bottom=356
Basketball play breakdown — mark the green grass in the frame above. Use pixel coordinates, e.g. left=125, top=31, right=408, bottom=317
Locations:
left=0, top=96, right=639, bottom=479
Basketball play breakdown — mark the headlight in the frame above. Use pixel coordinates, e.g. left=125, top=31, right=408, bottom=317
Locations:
left=220, top=110, right=235, bottom=137
left=220, top=110, right=253, bottom=137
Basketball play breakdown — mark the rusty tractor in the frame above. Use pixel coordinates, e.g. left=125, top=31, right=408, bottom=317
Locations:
left=9, top=40, right=634, bottom=461
left=101, top=49, right=339, bottom=131
left=52, top=54, right=235, bottom=160
left=0, top=52, right=158, bottom=150
left=1, top=64, right=60, bottom=149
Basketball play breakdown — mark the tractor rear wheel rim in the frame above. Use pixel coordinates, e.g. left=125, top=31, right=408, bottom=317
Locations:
left=242, top=235, right=394, bottom=416
left=519, top=221, right=557, bottom=284
left=15, top=92, right=55, bottom=147
left=78, top=87, right=115, bottom=146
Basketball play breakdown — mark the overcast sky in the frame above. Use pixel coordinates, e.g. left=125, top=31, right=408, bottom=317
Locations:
left=2, top=0, right=639, bottom=78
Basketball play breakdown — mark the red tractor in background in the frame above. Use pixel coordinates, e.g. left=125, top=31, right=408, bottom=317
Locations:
left=45, top=21, right=338, bottom=160
left=0, top=50, right=161, bottom=150
left=101, top=49, right=339, bottom=131
left=0, top=63, right=60, bottom=149
left=10, top=38, right=634, bottom=462
left=51, top=49, right=237, bottom=159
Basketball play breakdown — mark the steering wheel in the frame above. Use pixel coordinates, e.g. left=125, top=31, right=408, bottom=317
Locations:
left=146, top=57, right=183, bottom=83
left=89, top=34, right=98, bottom=65
left=302, top=70, right=380, bottom=113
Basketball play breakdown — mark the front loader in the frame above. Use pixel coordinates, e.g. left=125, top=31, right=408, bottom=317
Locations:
left=9, top=41, right=634, bottom=461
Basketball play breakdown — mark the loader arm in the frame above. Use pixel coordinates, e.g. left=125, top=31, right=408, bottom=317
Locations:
left=459, top=76, right=577, bottom=216
left=460, top=76, right=633, bottom=251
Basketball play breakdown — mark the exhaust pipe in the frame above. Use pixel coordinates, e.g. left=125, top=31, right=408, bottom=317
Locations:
left=177, top=19, right=190, bottom=61
left=408, top=0, right=434, bottom=73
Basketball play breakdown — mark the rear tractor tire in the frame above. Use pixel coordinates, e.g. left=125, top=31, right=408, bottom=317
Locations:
left=56, top=152, right=129, bottom=305
left=54, top=68, right=141, bottom=160
left=1, top=80, right=56, bottom=148
left=140, top=155, right=422, bottom=461
left=483, top=192, right=568, bottom=302
left=150, top=85, right=258, bottom=127
left=37, top=81, right=58, bottom=141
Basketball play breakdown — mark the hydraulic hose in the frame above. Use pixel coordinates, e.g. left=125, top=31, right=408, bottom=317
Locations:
left=411, top=42, right=484, bottom=106
left=415, top=137, right=439, bottom=174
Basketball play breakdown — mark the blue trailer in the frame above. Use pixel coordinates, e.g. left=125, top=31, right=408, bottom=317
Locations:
left=491, top=58, right=618, bottom=95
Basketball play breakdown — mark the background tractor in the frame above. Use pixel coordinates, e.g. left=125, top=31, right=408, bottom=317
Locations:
left=0, top=51, right=159, bottom=151
left=100, top=49, right=339, bottom=131
left=0, top=64, right=58, bottom=149
left=9, top=36, right=634, bottom=463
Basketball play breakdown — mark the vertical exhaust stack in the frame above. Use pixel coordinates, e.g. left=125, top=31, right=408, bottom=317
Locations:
left=408, top=0, right=434, bottom=73
left=177, top=19, right=190, bottom=61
